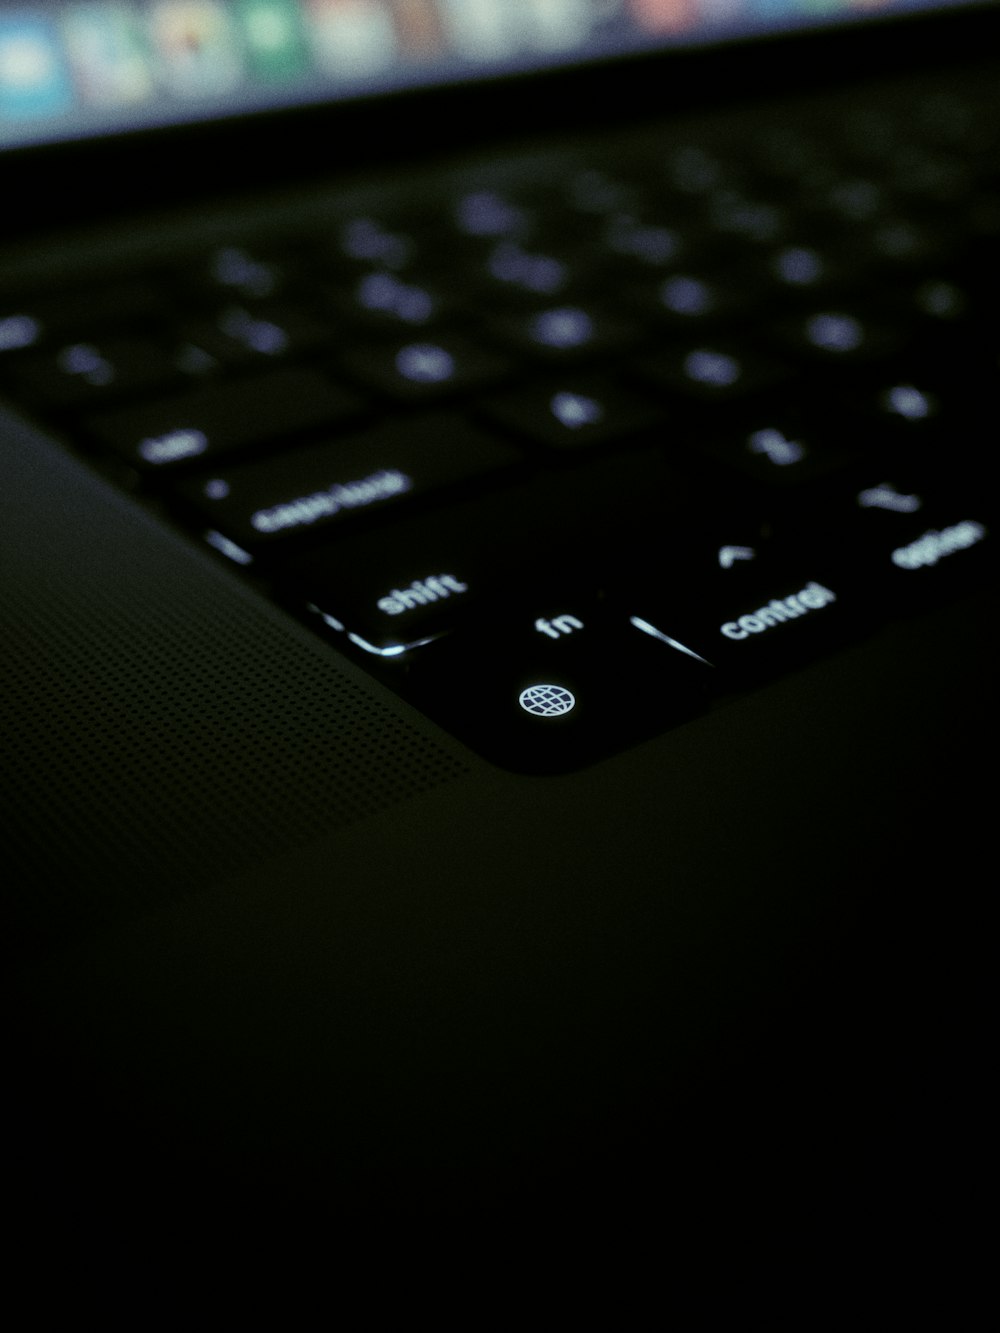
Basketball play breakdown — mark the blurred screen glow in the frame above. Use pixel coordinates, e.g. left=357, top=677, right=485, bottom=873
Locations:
left=0, top=0, right=975, bottom=145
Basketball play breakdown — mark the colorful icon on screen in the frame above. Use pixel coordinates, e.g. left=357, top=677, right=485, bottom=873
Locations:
left=391, top=0, right=444, bottom=60
left=437, top=0, right=519, bottom=59
left=306, top=0, right=398, bottom=78
left=527, top=0, right=595, bottom=52
left=0, top=13, right=73, bottom=119
left=62, top=3, right=154, bottom=107
left=235, top=0, right=308, bottom=81
left=627, top=0, right=697, bottom=34
left=148, top=0, right=243, bottom=96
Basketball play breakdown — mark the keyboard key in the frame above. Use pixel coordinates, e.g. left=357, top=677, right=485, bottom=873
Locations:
left=304, top=567, right=479, bottom=655
left=771, top=309, right=904, bottom=368
left=9, top=338, right=180, bottom=408
left=634, top=342, right=790, bottom=404
left=488, top=303, right=638, bottom=363
left=210, top=245, right=293, bottom=296
left=402, top=594, right=710, bottom=773
left=88, top=368, right=364, bottom=469
left=630, top=562, right=864, bottom=685
left=809, top=474, right=993, bottom=607
left=910, top=278, right=971, bottom=324
left=627, top=269, right=758, bottom=330
left=176, top=244, right=298, bottom=302
left=331, top=270, right=445, bottom=331
left=340, top=335, right=513, bottom=402
left=662, top=143, right=731, bottom=196
left=864, top=219, right=953, bottom=269
left=478, top=376, right=665, bottom=452
left=282, top=525, right=493, bottom=652
left=696, top=413, right=855, bottom=496
left=563, top=167, right=638, bottom=217
left=181, top=302, right=332, bottom=366
left=328, top=215, right=420, bottom=271
left=601, top=215, right=689, bottom=271
left=839, top=380, right=966, bottom=471
left=703, top=191, right=788, bottom=244
left=765, top=244, right=849, bottom=301
left=450, top=189, right=532, bottom=241
left=174, top=415, right=522, bottom=553
left=472, top=240, right=581, bottom=305
left=813, top=176, right=891, bottom=225
left=0, top=279, right=166, bottom=350
left=279, top=448, right=691, bottom=642
left=891, top=148, right=973, bottom=208
left=0, top=312, right=43, bottom=354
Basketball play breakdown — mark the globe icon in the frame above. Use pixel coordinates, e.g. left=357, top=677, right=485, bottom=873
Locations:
left=518, top=683, right=576, bottom=718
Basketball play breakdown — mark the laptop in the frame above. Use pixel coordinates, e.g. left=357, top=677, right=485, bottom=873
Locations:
left=4, top=1, right=996, bottom=1234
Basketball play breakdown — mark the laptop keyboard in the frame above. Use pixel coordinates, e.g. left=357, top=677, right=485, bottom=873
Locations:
left=2, top=73, right=996, bottom=772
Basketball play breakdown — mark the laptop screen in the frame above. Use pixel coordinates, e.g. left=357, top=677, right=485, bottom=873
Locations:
left=0, top=0, right=972, bottom=148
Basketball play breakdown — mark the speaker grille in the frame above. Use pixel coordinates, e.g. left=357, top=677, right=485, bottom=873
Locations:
left=2, top=420, right=470, bottom=945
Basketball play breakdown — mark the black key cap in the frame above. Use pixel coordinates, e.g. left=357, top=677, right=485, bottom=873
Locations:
left=634, top=342, right=789, bottom=404
left=279, top=448, right=689, bottom=644
left=340, top=335, right=512, bottom=402
left=190, top=244, right=294, bottom=301
left=702, top=190, right=788, bottom=245
left=890, top=147, right=973, bottom=210
left=305, top=568, right=477, bottom=656
left=403, top=594, right=710, bottom=773
left=329, top=270, right=445, bottom=332
left=696, top=411, right=855, bottom=495
left=9, top=338, right=180, bottom=408
left=472, top=240, right=580, bottom=305
left=0, top=311, right=44, bottom=355
left=909, top=277, right=972, bottom=325
left=88, top=367, right=363, bottom=469
left=840, top=379, right=976, bottom=473
left=811, top=475, right=993, bottom=607
left=615, top=489, right=887, bottom=683
left=600, top=215, right=690, bottom=272
left=285, top=517, right=491, bottom=654
left=562, top=166, right=639, bottom=218
left=630, top=562, right=862, bottom=685
left=181, top=302, right=331, bottom=366
left=488, top=303, right=638, bottom=363
left=449, top=189, right=533, bottom=242
left=626, top=270, right=757, bottom=330
left=772, top=309, right=903, bottom=367
left=278, top=482, right=559, bottom=654
left=327, top=215, right=420, bottom=272
left=478, top=376, right=665, bottom=452
left=765, top=244, right=849, bottom=301
left=806, top=176, right=893, bottom=228
left=0, top=280, right=166, bottom=352
left=863, top=218, right=954, bottom=270
left=175, top=415, right=521, bottom=553
left=661, top=143, right=732, bottom=197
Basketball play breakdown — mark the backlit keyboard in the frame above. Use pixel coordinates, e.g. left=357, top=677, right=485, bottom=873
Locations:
left=2, top=72, right=996, bottom=771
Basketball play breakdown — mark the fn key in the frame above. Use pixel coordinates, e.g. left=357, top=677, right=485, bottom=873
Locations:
left=403, top=596, right=710, bottom=773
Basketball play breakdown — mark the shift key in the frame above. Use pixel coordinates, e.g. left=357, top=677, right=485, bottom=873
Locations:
left=173, top=414, right=522, bottom=553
